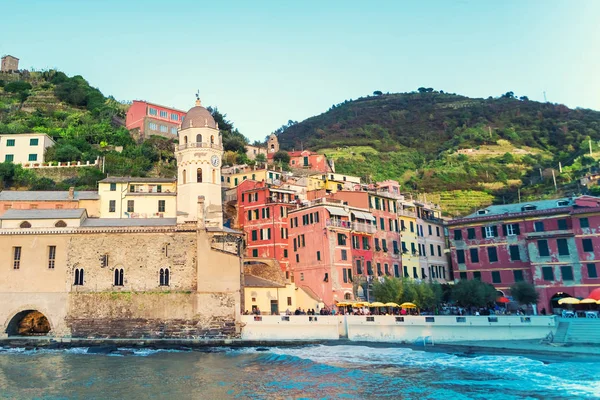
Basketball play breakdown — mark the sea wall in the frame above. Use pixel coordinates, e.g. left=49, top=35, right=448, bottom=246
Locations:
left=241, top=315, right=557, bottom=343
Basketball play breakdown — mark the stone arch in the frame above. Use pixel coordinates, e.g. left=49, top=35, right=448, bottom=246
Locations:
left=4, top=307, right=53, bottom=336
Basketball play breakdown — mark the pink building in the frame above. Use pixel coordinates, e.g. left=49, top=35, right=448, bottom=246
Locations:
left=125, top=100, right=187, bottom=140
left=269, top=150, right=331, bottom=173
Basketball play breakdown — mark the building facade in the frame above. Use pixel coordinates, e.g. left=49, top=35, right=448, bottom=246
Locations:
left=1, top=55, right=19, bottom=72
left=98, top=177, right=177, bottom=218
left=0, top=133, right=55, bottom=165
left=125, top=100, right=187, bottom=141
left=0, top=189, right=99, bottom=217
left=447, top=196, right=600, bottom=312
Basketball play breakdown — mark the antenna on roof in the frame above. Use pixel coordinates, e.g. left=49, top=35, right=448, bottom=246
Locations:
left=195, top=90, right=200, bottom=101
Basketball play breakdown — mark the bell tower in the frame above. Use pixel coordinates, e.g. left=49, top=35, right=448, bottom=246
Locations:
left=176, top=98, right=223, bottom=227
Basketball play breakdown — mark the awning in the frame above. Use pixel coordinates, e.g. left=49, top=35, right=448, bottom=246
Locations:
left=351, top=211, right=375, bottom=221
left=325, top=206, right=349, bottom=217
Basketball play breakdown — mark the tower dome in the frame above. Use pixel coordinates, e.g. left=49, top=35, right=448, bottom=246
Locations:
left=181, top=99, right=217, bottom=130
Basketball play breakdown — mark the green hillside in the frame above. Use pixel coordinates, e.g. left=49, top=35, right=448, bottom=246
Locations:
left=277, top=90, right=600, bottom=215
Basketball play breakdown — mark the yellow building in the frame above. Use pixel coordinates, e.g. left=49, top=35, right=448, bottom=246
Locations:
left=98, top=177, right=177, bottom=218
left=307, top=173, right=361, bottom=193
left=398, top=201, right=420, bottom=278
left=223, top=168, right=283, bottom=188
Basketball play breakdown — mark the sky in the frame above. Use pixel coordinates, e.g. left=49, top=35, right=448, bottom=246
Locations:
left=2, top=0, right=599, bottom=141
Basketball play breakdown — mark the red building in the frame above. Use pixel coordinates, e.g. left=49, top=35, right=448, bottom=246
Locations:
left=448, top=196, right=600, bottom=313
left=125, top=100, right=187, bottom=140
left=236, top=180, right=296, bottom=271
left=268, top=150, right=331, bottom=173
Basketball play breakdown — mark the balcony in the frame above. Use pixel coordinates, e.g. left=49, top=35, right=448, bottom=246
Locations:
left=398, top=209, right=417, bottom=218
left=176, top=142, right=223, bottom=151
left=352, top=221, right=376, bottom=234
left=326, top=218, right=351, bottom=229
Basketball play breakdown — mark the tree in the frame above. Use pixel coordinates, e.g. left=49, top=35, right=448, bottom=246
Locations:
left=255, top=153, right=267, bottom=163
left=273, top=150, right=290, bottom=165
left=4, top=81, right=32, bottom=93
left=510, top=281, right=539, bottom=306
left=0, top=162, right=16, bottom=189
left=451, top=279, right=497, bottom=308
left=372, top=277, right=402, bottom=303
left=373, top=90, right=383, bottom=96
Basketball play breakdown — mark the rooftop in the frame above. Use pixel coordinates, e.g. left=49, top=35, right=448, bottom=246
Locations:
left=0, top=191, right=99, bottom=201
left=132, top=100, right=185, bottom=113
left=244, top=274, right=286, bottom=288
left=81, top=218, right=177, bottom=227
left=462, top=197, right=575, bottom=219
left=1, top=208, right=87, bottom=220
left=99, top=177, right=176, bottom=184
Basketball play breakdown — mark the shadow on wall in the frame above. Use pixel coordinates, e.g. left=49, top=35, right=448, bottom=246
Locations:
left=5, top=310, right=51, bottom=336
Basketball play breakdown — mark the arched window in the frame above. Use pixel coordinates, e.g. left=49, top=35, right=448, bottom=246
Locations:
left=210, top=135, right=214, bottom=144
left=184, top=136, right=188, bottom=144
left=197, top=168, right=203, bottom=183
left=55, top=220, right=67, bottom=228
left=20, top=221, right=31, bottom=228
left=182, top=169, right=187, bottom=184
left=160, top=268, right=170, bottom=286
left=74, top=268, right=84, bottom=286
left=114, top=268, right=124, bottom=286
left=344, top=293, right=352, bottom=300
left=196, top=134, right=202, bottom=143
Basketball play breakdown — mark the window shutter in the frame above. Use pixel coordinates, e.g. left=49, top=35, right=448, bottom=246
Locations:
left=492, top=226, right=498, bottom=237
left=514, top=224, right=520, bottom=235
left=481, top=227, right=486, bottom=237
left=502, top=224, right=507, bottom=236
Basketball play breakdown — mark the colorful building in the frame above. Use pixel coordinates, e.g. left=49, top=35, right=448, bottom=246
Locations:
left=415, top=201, right=449, bottom=283
left=268, top=150, right=330, bottom=173
left=222, top=167, right=283, bottom=189
left=0, top=189, right=100, bottom=217
left=125, top=100, right=187, bottom=140
left=447, top=196, right=600, bottom=312
left=0, top=133, right=55, bottom=165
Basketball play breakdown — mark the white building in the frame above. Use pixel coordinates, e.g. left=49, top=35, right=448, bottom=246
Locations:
left=0, top=133, right=55, bottom=165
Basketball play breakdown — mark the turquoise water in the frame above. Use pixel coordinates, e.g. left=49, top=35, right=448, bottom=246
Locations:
left=0, top=344, right=598, bottom=399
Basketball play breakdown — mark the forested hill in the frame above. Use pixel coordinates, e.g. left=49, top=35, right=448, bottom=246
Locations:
left=276, top=90, right=600, bottom=215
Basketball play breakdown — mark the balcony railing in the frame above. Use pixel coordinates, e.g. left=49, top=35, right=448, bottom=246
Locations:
left=398, top=209, right=417, bottom=218
left=326, top=218, right=351, bottom=229
left=352, top=221, right=376, bottom=234
left=176, top=142, right=223, bottom=151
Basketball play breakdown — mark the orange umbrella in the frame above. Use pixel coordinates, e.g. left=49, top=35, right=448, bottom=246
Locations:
left=588, top=288, right=600, bottom=301
left=496, top=297, right=510, bottom=303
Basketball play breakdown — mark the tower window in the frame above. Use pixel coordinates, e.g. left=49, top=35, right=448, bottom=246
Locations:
left=160, top=268, right=170, bottom=286
left=114, top=268, right=124, bottom=286
left=210, top=135, right=214, bottom=144
left=184, top=136, right=188, bottom=144
left=197, top=168, right=203, bottom=183
left=74, top=268, right=84, bottom=285
left=182, top=169, right=187, bottom=184
left=196, top=134, right=202, bottom=143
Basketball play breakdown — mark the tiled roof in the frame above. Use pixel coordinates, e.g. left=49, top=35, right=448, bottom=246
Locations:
left=1, top=209, right=87, bottom=220
left=99, top=177, right=176, bottom=183
left=463, top=197, right=574, bottom=219
left=81, top=218, right=177, bottom=227
left=0, top=191, right=99, bottom=201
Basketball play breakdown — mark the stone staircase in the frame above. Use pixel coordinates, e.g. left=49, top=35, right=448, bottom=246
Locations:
left=554, top=319, right=600, bottom=344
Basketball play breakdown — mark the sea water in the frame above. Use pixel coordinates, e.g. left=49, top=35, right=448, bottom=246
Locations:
left=0, top=344, right=598, bottom=399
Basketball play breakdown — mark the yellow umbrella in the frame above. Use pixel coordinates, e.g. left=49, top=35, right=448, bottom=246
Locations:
left=384, top=302, right=400, bottom=307
left=558, top=297, right=580, bottom=305
left=369, top=302, right=386, bottom=307
left=579, top=298, right=597, bottom=304
left=353, top=302, right=370, bottom=307
left=336, top=302, right=350, bottom=307
left=400, top=302, right=417, bottom=309
left=597, top=300, right=600, bottom=305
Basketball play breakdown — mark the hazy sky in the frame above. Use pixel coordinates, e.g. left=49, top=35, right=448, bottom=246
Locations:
left=2, top=0, right=599, bottom=141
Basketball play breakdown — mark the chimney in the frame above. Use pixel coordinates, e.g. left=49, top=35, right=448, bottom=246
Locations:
left=197, top=196, right=206, bottom=230
left=68, top=187, right=75, bottom=200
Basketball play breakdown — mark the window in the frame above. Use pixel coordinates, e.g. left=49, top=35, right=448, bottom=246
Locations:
left=380, top=218, right=385, bottom=230
left=296, top=254, right=300, bottom=263
left=127, top=200, right=134, bottom=213
left=503, top=223, right=520, bottom=236
left=430, top=244, right=434, bottom=256
left=101, top=254, right=109, bottom=267
left=6, top=139, right=15, bottom=146
left=109, top=182, right=117, bottom=191
left=317, top=251, right=321, bottom=261
left=580, top=218, right=590, bottom=229
left=534, top=221, right=544, bottom=232
left=374, top=238, right=380, bottom=251
left=4, top=154, right=13, bottom=162
left=483, top=225, right=498, bottom=238
left=459, top=272, right=467, bottom=280
left=252, top=249, right=258, bottom=257
left=341, top=249, right=347, bottom=260
left=428, top=225, right=432, bottom=236
left=13, top=246, right=21, bottom=269
left=582, top=239, right=594, bottom=253
left=454, top=229, right=463, bottom=240
left=114, top=269, right=124, bottom=286
left=467, top=228, right=475, bottom=240
left=171, top=127, right=177, bottom=134
left=382, top=239, right=388, bottom=252
left=473, top=271, right=481, bottom=280
left=436, top=226, right=440, bottom=237
left=487, top=247, right=498, bottom=262
left=287, top=297, right=292, bottom=306
left=171, top=113, right=179, bottom=121
left=149, top=122, right=158, bottom=130
left=509, top=245, right=520, bottom=261
left=403, top=265, right=408, bottom=277
left=456, top=249, right=465, bottom=264
left=437, top=245, right=442, bottom=257
left=149, top=108, right=157, bottom=115
left=159, top=110, right=168, bottom=118
left=561, top=266, right=574, bottom=281
left=492, top=271, right=501, bottom=284
left=587, top=264, right=598, bottom=279
left=74, top=268, right=84, bottom=286
left=352, top=236, right=359, bottom=249
left=367, top=261, right=374, bottom=276
left=55, top=220, right=67, bottom=227
left=158, top=200, right=165, bottom=213
left=394, top=264, right=400, bottom=278
left=159, top=268, right=170, bottom=286
left=557, top=238, right=569, bottom=256
left=413, top=267, right=418, bottom=279
left=30, top=138, right=39, bottom=146
left=283, top=249, right=288, bottom=258
left=410, top=222, right=414, bottom=233
left=362, top=236, right=369, bottom=250
left=343, top=268, right=348, bottom=283
left=538, top=240, right=550, bottom=257
left=48, top=246, right=56, bottom=269
left=300, top=272, right=304, bottom=281
left=356, top=260, right=363, bottom=275
left=28, top=154, right=37, bottom=162
left=470, top=248, right=479, bottom=263
left=109, top=200, right=116, bottom=213
left=160, top=125, right=168, bottom=133
left=384, top=264, right=389, bottom=275
left=513, top=270, right=524, bottom=282
left=542, top=266, right=554, bottom=281
left=337, top=233, right=346, bottom=246
left=197, top=168, right=202, bottom=182
left=557, top=219, right=568, bottom=230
